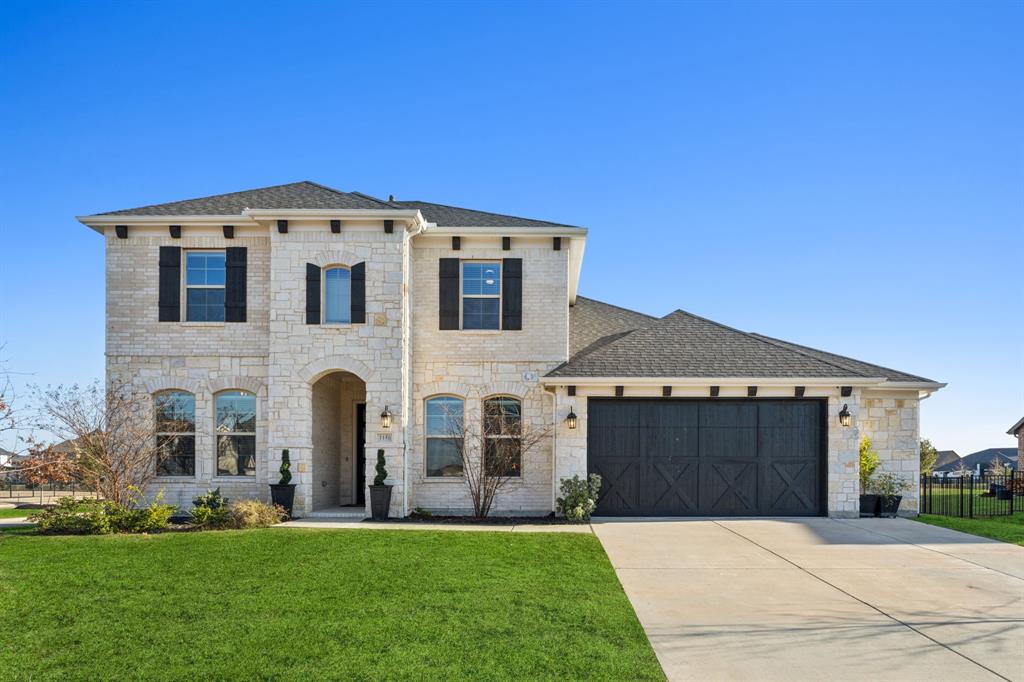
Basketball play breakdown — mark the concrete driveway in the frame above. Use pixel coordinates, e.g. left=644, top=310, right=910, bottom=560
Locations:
left=593, top=518, right=1023, bottom=682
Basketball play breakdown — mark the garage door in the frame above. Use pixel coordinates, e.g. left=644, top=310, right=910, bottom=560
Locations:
left=587, top=399, right=826, bottom=517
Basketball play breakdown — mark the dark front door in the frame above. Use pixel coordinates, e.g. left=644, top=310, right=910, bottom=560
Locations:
left=356, top=403, right=366, bottom=505
left=587, top=399, right=825, bottom=517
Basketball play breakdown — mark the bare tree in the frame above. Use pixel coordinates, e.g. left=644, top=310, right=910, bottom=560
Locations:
left=31, top=381, right=179, bottom=506
left=438, top=398, right=551, bottom=518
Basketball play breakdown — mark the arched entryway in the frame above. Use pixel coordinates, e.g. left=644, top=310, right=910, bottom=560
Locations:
left=310, top=370, right=367, bottom=512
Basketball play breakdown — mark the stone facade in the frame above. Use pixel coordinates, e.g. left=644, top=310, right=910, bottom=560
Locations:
left=99, top=217, right=927, bottom=519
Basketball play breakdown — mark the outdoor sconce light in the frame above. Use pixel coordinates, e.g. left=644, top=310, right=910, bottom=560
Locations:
left=380, top=406, right=393, bottom=429
left=838, top=404, right=852, bottom=427
left=565, top=407, right=578, bottom=430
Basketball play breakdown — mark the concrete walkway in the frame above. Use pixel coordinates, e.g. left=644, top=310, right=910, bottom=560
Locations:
left=593, top=517, right=1024, bottom=682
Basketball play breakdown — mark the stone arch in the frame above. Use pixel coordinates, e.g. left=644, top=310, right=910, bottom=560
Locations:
left=310, top=250, right=357, bottom=269
left=298, top=355, right=376, bottom=385
left=480, top=381, right=531, bottom=401
left=142, top=377, right=204, bottom=395
left=208, top=375, right=265, bottom=395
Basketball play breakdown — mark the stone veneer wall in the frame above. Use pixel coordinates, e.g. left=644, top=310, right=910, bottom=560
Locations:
left=858, top=392, right=921, bottom=514
left=408, top=235, right=568, bottom=514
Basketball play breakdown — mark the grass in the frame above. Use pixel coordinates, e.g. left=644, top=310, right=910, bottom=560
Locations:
left=0, top=508, right=36, bottom=518
left=0, top=528, right=664, bottom=681
left=915, top=512, right=1024, bottom=546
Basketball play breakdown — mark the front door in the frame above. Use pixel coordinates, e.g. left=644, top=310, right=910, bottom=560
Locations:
left=355, top=403, right=366, bottom=505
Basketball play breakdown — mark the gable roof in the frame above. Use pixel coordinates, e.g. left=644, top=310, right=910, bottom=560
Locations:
left=934, top=448, right=1017, bottom=472
left=90, top=182, right=574, bottom=228
left=1008, top=416, right=1024, bottom=436
left=934, top=450, right=961, bottom=469
left=548, top=300, right=939, bottom=384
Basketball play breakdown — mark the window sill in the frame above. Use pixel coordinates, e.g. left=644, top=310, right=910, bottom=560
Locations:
left=422, top=476, right=466, bottom=483
left=180, top=321, right=225, bottom=327
left=211, top=476, right=257, bottom=481
left=320, top=323, right=354, bottom=329
left=155, top=476, right=197, bottom=481
left=458, top=329, right=503, bottom=335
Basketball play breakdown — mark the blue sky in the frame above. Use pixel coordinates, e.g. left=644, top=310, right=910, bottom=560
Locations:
left=1, top=0, right=1020, bottom=455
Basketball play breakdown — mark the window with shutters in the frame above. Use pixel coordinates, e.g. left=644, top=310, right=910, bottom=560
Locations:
left=215, top=390, right=256, bottom=477
left=154, top=391, right=196, bottom=477
left=425, top=396, right=464, bottom=477
left=185, top=251, right=226, bottom=322
left=483, top=396, right=522, bottom=477
left=462, top=261, right=501, bottom=330
left=322, top=266, right=351, bottom=324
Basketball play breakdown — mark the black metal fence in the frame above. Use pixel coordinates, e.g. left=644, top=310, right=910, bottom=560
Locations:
left=920, top=471, right=1018, bottom=518
left=0, top=478, right=96, bottom=503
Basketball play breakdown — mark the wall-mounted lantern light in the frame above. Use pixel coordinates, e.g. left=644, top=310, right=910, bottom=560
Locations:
left=838, top=404, right=852, bottom=427
left=565, top=406, right=578, bottom=430
left=380, top=405, right=393, bottom=429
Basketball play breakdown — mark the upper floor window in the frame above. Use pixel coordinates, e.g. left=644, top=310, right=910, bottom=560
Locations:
left=215, top=390, right=255, bottom=476
left=154, top=390, right=196, bottom=476
left=323, top=267, right=351, bottom=324
left=186, top=251, right=225, bottom=322
left=483, top=396, right=521, bottom=477
left=462, top=262, right=500, bottom=330
left=425, top=396, right=464, bottom=478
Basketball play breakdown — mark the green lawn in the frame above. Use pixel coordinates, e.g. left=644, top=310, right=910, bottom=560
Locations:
left=0, top=528, right=664, bottom=681
left=0, top=508, right=39, bottom=518
left=915, top=512, right=1024, bottom=546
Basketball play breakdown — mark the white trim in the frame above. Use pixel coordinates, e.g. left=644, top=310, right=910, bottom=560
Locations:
left=540, top=376, right=889, bottom=387
left=419, top=225, right=588, bottom=237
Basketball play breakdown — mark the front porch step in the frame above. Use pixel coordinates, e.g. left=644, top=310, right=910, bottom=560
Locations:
left=304, top=509, right=367, bottom=520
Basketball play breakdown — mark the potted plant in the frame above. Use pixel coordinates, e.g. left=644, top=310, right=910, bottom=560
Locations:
left=859, top=436, right=881, bottom=517
left=369, top=449, right=392, bottom=521
left=871, top=472, right=913, bottom=518
left=269, top=449, right=296, bottom=518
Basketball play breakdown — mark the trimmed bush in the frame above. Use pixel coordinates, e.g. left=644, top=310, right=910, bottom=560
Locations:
left=556, top=474, right=602, bottom=522
left=31, top=498, right=111, bottom=535
left=229, top=500, right=286, bottom=529
left=191, top=488, right=232, bottom=528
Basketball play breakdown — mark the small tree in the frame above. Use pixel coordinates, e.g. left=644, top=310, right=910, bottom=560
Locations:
left=919, top=439, right=938, bottom=476
left=439, top=400, right=550, bottom=518
left=987, top=457, right=1009, bottom=478
left=859, top=436, right=880, bottom=493
left=32, top=381, right=181, bottom=507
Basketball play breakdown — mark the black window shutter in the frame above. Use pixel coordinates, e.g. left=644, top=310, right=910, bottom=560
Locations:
left=439, top=258, right=460, bottom=330
left=225, top=247, right=247, bottom=323
left=306, top=263, right=321, bottom=325
left=502, top=258, right=522, bottom=330
left=158, top=246, right=181, bottom=322
left=351, top=262, right=366, bottom=324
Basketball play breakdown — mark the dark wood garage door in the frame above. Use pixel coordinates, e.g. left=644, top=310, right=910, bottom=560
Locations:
left=587, top=399, right=826, bottom=517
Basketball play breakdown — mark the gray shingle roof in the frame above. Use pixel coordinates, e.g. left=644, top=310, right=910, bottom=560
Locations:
left=93, top=182, right=574, bottom=228
left=392, top=200, right=576, bottom=228
left=94, top=181, right=394, bottom=216
left=934, top=450, right=961, bottom=469
left=569, top=296, right=656, bottom=359
left=548, top=300, right=938, bottom=382
left=934, top=448, right=1017, bottom=472
left=1007, top=416, right=1024, bottom=436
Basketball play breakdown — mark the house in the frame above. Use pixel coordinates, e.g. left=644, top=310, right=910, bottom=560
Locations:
left=933, top=447, right=1017, bottom=475
left=1008, top=416, right=1024, bottom=468
left=77, top=181, right=945, bottom=518
left=934, top=449, right=961, bottom=471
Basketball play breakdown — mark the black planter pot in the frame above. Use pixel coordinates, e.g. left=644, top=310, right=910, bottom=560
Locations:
left=369, top=485, right=393, bottom=521
left=270, top=484, right=296, bottom=518
left=879, top=495, right=903, bottom=518
left=859, top=494, right=880, bottom=517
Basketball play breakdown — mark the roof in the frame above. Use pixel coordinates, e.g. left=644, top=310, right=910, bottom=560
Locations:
left=934, top=450, right=961, bottom=469
left=934, top=448, right=1018, bottom=472
left=1008, top=416, right=1024, bottom=436
left=91, top=181, right=574, bottom=227
left=548, top=298, right=939, bottom=383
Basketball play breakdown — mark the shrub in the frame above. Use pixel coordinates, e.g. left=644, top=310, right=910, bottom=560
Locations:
left=278, top=449, right=292, bottom=485
left=31, top=497, right=111, bottom=535
left=556, top=474, right=602, bottom=522
left=373, top=449, right=388, bottom=486
left=108, top=491, right=176, bottom=533
left=191, top=488, right=232, bottom=528
left=859, top=437, right=880, bottom=493
left=869, top=471, right=913, bottom=499
left=229, top=499, right=286, bottom=529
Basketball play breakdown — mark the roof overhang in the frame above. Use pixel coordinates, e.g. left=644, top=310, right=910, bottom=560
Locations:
left=540, top=375, right=946, bottom=398
left=76, top=208, right=427, bottom=234
left=1008, top=416, right=1024, bottom=436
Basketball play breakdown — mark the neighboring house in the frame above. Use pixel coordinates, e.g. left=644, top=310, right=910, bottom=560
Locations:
left=0, top=447, right=14, bottom=468
left=77, top=181, right=945, bottom=518
left=933, top=450, right=961, bottom=471
left=1008, top=416, right=1024, bottom=468
left=933, top=447, right=1017, bottom=475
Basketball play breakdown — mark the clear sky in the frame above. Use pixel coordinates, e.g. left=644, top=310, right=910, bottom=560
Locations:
left=1, top=0, right=1020, bottom=455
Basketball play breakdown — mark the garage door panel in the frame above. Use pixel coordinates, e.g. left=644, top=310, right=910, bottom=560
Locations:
left=645, top=458, right=700, bottom=515
left=588, top=399, right=825, bottom=517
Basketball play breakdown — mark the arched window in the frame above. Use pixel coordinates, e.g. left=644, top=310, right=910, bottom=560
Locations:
left=483, top=396, right=521, bottom=477
left=323, top=267, right=351, bottom=324
left=215, top=390, right=256, bottom=476
left=154, top=390, right=196, bottom=476
left=425, top=396, right=464, bottom=478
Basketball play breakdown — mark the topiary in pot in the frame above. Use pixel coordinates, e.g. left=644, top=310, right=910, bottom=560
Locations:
left=369, top=449, right=392, bottom=521
left=859, top=437, right=881, bottom=517
left=269, top=449, right=297, bottom=518
left=871, top=472, right=913, bottom=518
